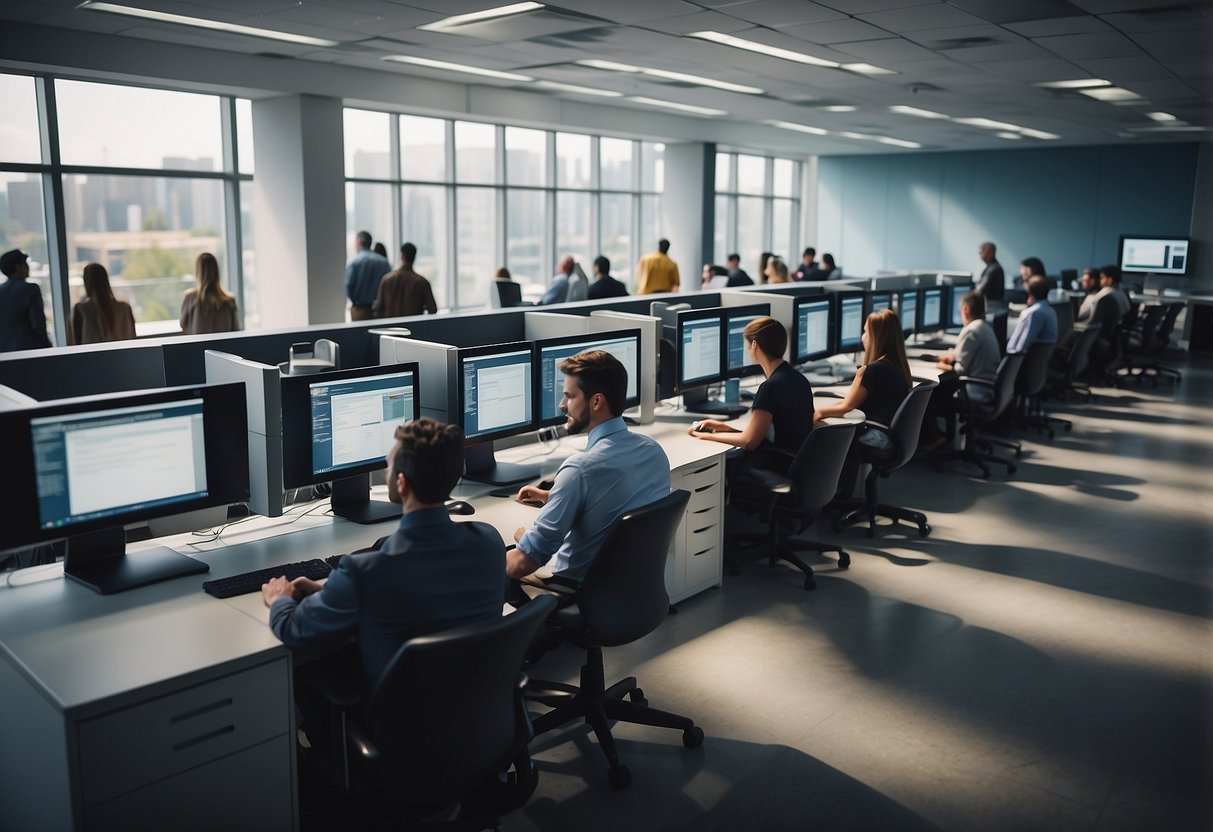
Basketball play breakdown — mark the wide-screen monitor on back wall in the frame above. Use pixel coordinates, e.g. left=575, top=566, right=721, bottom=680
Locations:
left=1119, top=235, right=1190, bottom=276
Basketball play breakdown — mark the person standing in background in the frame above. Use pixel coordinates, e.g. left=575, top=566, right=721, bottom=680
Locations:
left=71, top=263, right=136, bottom=345
left=976, top=242, right=1005, bottom=303
left=180, top=252, right=240, bottom=335
left=374, top=242, right=437, bottom=318
left=636, top=239, right=680, bottom=294
left=345, top=230, right=392, bottom=321
left=0, top=249, right=51, bottom=351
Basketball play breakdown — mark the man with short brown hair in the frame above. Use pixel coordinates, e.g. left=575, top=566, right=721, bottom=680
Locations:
left=374, top=242, right=437, bottom=318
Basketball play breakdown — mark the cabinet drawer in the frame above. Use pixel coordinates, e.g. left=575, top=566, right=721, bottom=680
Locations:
left=78, top=658, right=290, bottom=806
left=686, top=519, right=720, bottom=554
left=686, top=480, right=722, bottom=516
left=686, top=543, right=721, bottom=589
left=674, top=460, right=722, bottom=495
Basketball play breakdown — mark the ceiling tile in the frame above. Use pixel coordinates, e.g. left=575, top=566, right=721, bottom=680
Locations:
left=632, top=9, right=756, bottom=34
left=1003, top=15, right=1110, bottom=37
left=1072, top=55, right=1173, bottom=83
left=713, top=0, right=845, bottom=27
left=1065, top=0, right=1196, bottom=12
left=814, top=0, right=939, bottom=12
left=1033, top=30, right=1141, bottom=59
left=1123, top=78, right=1205, bottom=103
left=858, top=3, right=991, bottom=32
left=943, top=39, right=1054, bottom=63
left=526, top=0, right=699, bottom=24
left=1100, top=6, right=1213, bottom=34
left=779, top=17, right=891, bottom=44
left=831, top=37, right=939, bottom=61
left=900, top=23, right=1008, bottom=49
left=945, top=0, right=1088, bottom=24
left=980, top=56, right=1087, bottom=82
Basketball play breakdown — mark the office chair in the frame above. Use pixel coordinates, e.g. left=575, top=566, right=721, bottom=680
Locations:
left=301, top=595, right=557, bottom=826
left=832, top=381, right=936, bottom=538
left=491, top=280, right=532, bottom=309
left=565, top=270, right=588, bottom=303
left=725, top=421, right=858, bottom=589
left=934, top=353, right=1024, bottom=478
left=1047, top=324, right=1100, bottom=402
left=1014, top=340, right=1070, bottom=438
left=1116, top=302, right=1183, bottom=386
left=525, top=490, right=703, bottom=790
left=1054, top=296, right=1075, bottom=344
left=990, top=309, right=1009, bottom=355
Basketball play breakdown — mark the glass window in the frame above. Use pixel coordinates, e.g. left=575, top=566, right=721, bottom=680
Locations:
left=344, top=108, right=391, bottom=179
left=600, top=138, right=633, bottom=191
left=456, top=187, right=495, bottom=308
left=402, top=185, right=448, bottom=308
left=737, top=154, right=765, bottom=195
left=239, top=179, right=256, bottom=330
left=737, top=196, right=764, bottom=275
left=400, top=115, right=446, bottom=182
left=556, top=133, right=591, bottom=189
left=505, top=127, right=546, bottom=187
left=345, top=181, right=394, bottom=256
left=64, top=173, right=227, bottom=334
left=714, top=195, right=729, bottom=265
left=0, top=172, right=54, bottom=341
left=599, top=193, right=632, bottom=283
left=640, top=195, right=662, bottom=259
left=641, top=142, right=664, bottom=192
left=236, top=98, right=254, bottom=175
left=455, top=121, right=496, bottom=185
left=715, top=152, right=731, bottom=193
left=506, top=189, right=544, bottom=284
left=0, top=74, right=42, bottom=164
left=772, top=199, right=793, bottom=264
left=556, top=191, right=591, bottom=268
left=57, top=80, right=223, bottom=172
left=773, top=158, right=794, bottom=198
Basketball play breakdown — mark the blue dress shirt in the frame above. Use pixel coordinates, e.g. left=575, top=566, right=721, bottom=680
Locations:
left=518, top=417, right=670, bottom=581
left=1006, top=300, right=1058, bottom=354
left=344, top=250, right=393, bottom=306
left=540, top=272, right=570, bottom=305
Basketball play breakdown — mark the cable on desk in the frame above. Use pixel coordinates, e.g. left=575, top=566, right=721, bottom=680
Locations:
left=4, top=562, right=64, bottom=589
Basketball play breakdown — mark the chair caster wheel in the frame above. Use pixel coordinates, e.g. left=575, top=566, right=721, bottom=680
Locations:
left=608, top=765, right=631, bottom=790
left=683, top=726, right=704, bottom=749
left=629, top=688, right=647, bottom=707
left=919, top=524, right=930, bottom=538
left=838, top=551, right=850, bottom=569
left=804, top=576, right=816, bottom=591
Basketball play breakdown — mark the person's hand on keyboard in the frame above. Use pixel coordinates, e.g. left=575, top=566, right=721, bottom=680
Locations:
left=261, top=575, right=323, bottom=608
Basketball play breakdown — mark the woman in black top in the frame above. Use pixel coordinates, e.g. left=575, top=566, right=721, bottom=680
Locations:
left=689, top=316, right=814, bottom=511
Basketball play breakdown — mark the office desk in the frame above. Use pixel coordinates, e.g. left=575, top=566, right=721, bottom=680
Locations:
left=0, top=419, right=726, bottom=831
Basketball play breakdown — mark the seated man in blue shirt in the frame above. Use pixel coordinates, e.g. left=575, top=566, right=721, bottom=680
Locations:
left=262, top=418, right=505, bottom=695
left=508, top=350, right=670, bottom=597
left=540, top=255, right=576, bottom=305
left=1006, top=275, right=1057, bottom=354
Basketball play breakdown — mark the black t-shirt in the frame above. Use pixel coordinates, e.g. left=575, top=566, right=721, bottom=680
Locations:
left=587, top=274, right=629, bottom=300
left=859, top=359, right=909, bottom=426
left=752, top=362, right=815, bottom=454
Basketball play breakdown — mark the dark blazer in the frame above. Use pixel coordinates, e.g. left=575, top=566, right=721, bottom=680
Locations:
left=977, top=261, right=1005, bottom=302
left=587, top=274, right=629, bottom=300
left=0, top=278, right=51, bottom=351
left=726, top=268, right=754, bottom=287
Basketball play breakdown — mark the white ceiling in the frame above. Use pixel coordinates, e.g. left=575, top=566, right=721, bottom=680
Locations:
left=1, top=0, right=1210, bottom=155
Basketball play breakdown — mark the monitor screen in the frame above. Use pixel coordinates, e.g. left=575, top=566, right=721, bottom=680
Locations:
left=920, top=287, right=943, bottom=331
left=794, top=296, right=833, bottom=364
left=837, top=293, right=866, bottom=352
left=897, top=289, right=918, bottom=336
left=459, top=343, right=534, bottom=443
left=724, top=304, right=771, bottom=378
left=678, top=310, right=724, bottom=388
left=868, top=291, right=893, bottom=316
left=949, top=285, right=966, bottom=329
left=536, top=329, right=641, bottom=425
left=282, top=363, right=420, bottom=489
left=1119, top=235, right=1190, bottom=275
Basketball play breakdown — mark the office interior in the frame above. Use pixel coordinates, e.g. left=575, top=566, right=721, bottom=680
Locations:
left=1, top=1, right=1211, bottom=830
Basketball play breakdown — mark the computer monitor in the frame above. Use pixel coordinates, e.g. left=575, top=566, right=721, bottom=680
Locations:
left=724, top=303, right=771, bottom=378
left=535, top=329, right=641, bottom=426
left=676, top=308, right=725, bottom=390
left=1118, top=235, right=1190, bottom=276
left=835, top=291, right=866, bottom=353
left=792, top=295, right=834, bottom=365
left=867, top=291, right=893, bottom=317
left=919, top=287, right=944, bottom=332
left=0, top=383, right=250, bottom=594
left=458, top=341, right=540, bottom=485
left=896, top=289, right=919, bottom=337
left=281, top=362, right=419, bottom=524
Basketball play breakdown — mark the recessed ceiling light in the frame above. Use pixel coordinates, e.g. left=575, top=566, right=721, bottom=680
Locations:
left=1146, top=111, right=1178, bottom=122
left=76, top=1, right=339, bottom=46
left=1036, top=78, right=1110, bottom=89
left=822, top=105, right=857, bottom=113
left=418, top=2, right=543, bottom=32
left=839, top=131, right=870, bottom=140
left=627, top=97, right=726, bottom=117
left=764, top=120, right=828, bottom=135
left=841, top=63, right=897, bottom=76
left=1018, top=128, right=1061, bottom=140
left=685, top=31, right=840, bottom=69
left=954, top=117, right=1023, bottom=131
left=995, top=132, right=1022, bottom=140
left=1077, top=86, right=1142, bottom=102
left=384, top=56, right=532, bottom=82
left=576, top=59, right=763, bottom=95
left=889, top=105, right=949, bottom=119
left=534, top=81, right=623, bottom=97
left=875, top=136, right=922, bottom=148
left=577, top=59, right=642, bottom=73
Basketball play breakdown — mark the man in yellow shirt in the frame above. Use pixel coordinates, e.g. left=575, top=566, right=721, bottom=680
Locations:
left=636, top=239, right=680, bottom=295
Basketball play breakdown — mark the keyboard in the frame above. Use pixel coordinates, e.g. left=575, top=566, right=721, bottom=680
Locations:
left=202, top=555, right=344, bottom=598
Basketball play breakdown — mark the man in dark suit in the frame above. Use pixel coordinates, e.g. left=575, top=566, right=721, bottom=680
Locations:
left=586, top=255, right=628, bottom=300
left=976, top=241, right=1005, bottom=303
left=0, top=249, right=51, bottom=351
left=726, top=253, right=753, bottom=286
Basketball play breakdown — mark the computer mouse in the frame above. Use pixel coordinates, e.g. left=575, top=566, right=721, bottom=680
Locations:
left=445, top=499, right=476, bottom=516
left=537, top=479, right=555, bottom=491
left=693, top=422, right=715, bottom=433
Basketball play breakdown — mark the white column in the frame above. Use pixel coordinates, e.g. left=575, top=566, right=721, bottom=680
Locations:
left=662, top=142, right=713, bottom=287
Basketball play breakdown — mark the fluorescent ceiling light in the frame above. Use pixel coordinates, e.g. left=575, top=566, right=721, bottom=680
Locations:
left=384, top=56, right=532, bottom=82
left=418, top=2, right=542, bottom=31
left=627, top=97, right=725, bottom=117
left=1146, top=111, right=1178, bottom=122
left=576, top=59, right=762, bottom=95
left=1018, top=128, right=1061, bottom=140
left=954, top=117, right=1023, bottom=131
left=842, top=63, right=897, bottom=76
left=1078, top=86, right=1142, bottom=102
left=1037, top=78, right=1110, bottom=89
left=822, top=105, right=856, bottom=113
left=764, top=120, right=828, bottom=136
left=686, top=31, right=839, bottom=68
left=890, top=105, right=949, bottom=119
left=840, top=131, right=871, bottom=140
left=995, top=132, right=1022, bottom=140
left=76, top=1, right=338, bottom=46
left=876, top=136, right=922, bottom=148
left=534, top=81, right=622, bottom=97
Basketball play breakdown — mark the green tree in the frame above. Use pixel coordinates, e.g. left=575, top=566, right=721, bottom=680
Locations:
left=141, top=206, right=168, bottom=231
left=122, top=245, right=192, bottom=282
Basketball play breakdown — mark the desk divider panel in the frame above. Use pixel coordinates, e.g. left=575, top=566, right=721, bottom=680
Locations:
left=588, top=310, right=660, bottom=424
left=719, top=290, right=797, bottom=363
left=380, top=337, right=457, bottom=426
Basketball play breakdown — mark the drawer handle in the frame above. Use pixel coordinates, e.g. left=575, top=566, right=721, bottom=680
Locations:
left=172, top=724, right=235, bottom=752
left=692, top=548, right=714, bottom=558
left=692, top=507, right=712, bottom=514
left=171, top=697, right=233, bottom=724
left=692, top=524, right=716, bottom=534
left=689, top=463, right=718, bottom=475
left=694, top=484, right=716, bottom=493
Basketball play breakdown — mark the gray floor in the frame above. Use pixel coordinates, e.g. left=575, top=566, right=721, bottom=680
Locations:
left=505, top=355, right=1213, bottom=832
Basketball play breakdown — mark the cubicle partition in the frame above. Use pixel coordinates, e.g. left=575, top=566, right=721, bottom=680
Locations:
left=0, top=342, right=166, bottom=400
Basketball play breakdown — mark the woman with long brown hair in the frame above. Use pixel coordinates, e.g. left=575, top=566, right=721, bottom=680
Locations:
left=70, top=262, right=136, bottom=345
left=180, top=252, right=239, bottom=335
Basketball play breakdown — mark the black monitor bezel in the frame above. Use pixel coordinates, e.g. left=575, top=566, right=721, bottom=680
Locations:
left=675, top=307, right=726, bottom=391
left=1117, top=233, right=1191, bottom=276
left=456, top=341, right=536, bottom=446
left=532, top=328, right=643, bottom=428
left=281, top=362, right=420, bottom=490
left=723, top=303, right=772, bottom=379
left=896, top=288, right=920, bottom=337
left=0, top=383, right=250, bottom=553
left=918, top=286, right=946, bottom=332
left=834, top=290, right=867, bottom=354
left=866, top=290, right=894, bottom=319
left=792, top=294, right=835, bottom=365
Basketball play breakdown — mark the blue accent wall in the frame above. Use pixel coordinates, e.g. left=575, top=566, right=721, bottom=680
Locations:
left=817, top=143, right=1200, bottom=286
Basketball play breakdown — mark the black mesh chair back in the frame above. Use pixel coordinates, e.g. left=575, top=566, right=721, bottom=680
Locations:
left=364, top=594, right=557, bottom=804
left=989, top=353, right=1024, bottom=418
left=990, top=310, right=1009, bottom=355
left=1054, top=298, right=1075, bottom=342
left=576, top=489, right=690, bottom=647
left=493, top=280, right=524, bottom=308
left=785, top=422, right=858, bottom=519
left=885, top=380, right=937, bottom=470
left=1157, top=302, right=1182, bottom=346
left=1070, top=325, right=1100, bottom=379
left=1016, top=341, right=1053, bottom=398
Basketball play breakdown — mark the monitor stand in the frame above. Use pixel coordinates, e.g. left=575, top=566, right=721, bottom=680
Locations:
left=463, top=442, right=542, bottom=486
left=331, top=473, right=402, bottom=525
left=64, top=526, right=208, bottom=595
left=799, top=360, right=841, bottom=387
left=682, top=386, right=746, bottom=420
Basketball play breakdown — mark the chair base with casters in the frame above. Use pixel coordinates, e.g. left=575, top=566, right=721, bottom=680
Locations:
left=726, top=513, right=848, bottom=590
left=933, top=356, right=1024, bottom=479
left=832, top=465, right=930, bottom=538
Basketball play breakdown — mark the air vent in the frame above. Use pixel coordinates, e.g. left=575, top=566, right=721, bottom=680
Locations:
left=530, top=26, right=612, bottom=46
left=931, top=36, right=1001, bottom=50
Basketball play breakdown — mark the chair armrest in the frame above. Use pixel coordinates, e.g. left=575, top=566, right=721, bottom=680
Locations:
left=956, top=375, right=994, bottom=388
left=863, top=419, right=891, bottom=431
left=750, top=467, right=793, bottom=495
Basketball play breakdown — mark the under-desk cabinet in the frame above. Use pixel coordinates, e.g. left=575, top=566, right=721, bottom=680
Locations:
left=666, top=457, right=725, bottom=604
